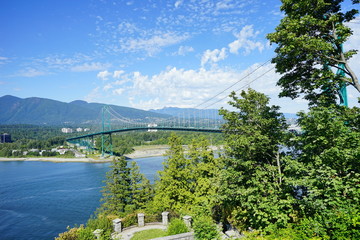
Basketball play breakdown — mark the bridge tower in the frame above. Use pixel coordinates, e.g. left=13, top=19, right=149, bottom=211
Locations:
left=101, top=105, right=113, bottom=157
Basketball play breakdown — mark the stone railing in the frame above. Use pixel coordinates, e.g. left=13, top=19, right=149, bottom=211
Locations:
left=92, top=212, right=192, bottom=239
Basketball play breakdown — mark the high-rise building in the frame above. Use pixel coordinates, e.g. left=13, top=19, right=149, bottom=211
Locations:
left=1, top=133, right=11, bottom=143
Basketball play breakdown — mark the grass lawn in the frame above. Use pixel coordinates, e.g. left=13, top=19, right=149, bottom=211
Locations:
left=131, top=229, right=167, bottom=240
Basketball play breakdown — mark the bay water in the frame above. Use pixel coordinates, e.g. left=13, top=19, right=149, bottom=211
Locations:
left=0, top=156, right=164, bottom=240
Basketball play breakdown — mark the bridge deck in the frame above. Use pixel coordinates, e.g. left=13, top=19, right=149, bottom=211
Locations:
left=66, top=127, right=222, bottom=142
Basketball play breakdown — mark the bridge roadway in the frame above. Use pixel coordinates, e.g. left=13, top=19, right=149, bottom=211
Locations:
left=66, top=126, right=222, bottom=142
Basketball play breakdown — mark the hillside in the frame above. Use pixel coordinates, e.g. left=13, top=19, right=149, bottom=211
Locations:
left=0, top=95, right=170, bottom=125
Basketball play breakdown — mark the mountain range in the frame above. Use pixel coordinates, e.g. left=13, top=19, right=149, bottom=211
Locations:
left=0, top=95, right=170, bottom=125
left=0, top=95, right=298, bottom=126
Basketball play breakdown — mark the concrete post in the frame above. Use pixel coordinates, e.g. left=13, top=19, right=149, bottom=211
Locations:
left=183, top=215, right=192, bottom=228
left=162, top=212, right=169, bottom=225
left=138, top=213, right=145, bottom=227
left=93, top=229, right=103, bottom=239
left=113, top=218, right=122, bottom=233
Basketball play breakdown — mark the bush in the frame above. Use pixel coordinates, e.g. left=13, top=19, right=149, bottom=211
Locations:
left=86, top=216, right=112, bottom=231
left=122, top=213, right=138, bottom=228
left=193, top=216, right=220, bottom=240
left=77, top=227, right=94, bottom=240
left=167, top=218, right=189, bottom=236
left=55, top=227, right=80, bottom=240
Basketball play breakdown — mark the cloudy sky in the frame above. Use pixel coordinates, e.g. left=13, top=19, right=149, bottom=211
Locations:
left=0, top=0, right=359, bottom=113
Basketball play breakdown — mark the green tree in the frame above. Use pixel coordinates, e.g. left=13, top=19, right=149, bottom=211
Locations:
left=100, top=157, right=131, bottom=216
left=152, top=134, right=221, bottom=215
left=152, top=134, right=194, bottom=213
left=286, top=105, right=360, bottom=238
left=267, top=0, right=359, bottom=106
left=99, top=157, right=152, bottom=217
left=129, top=161, right=153, bottom=211
left=188, top=137, right=222, bottom=216
left=219, top=89, right=293, bottom=230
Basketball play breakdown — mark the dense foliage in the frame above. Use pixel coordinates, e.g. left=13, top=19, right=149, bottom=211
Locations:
left=55, top=1, right=360, bottom=239
left=151, top=134, right=222, bottom=216
left=218, top=89, right=294, bottom=230
left=99, top=157, right=152, bottom=217
left=267, top=0, right=360, bottom=106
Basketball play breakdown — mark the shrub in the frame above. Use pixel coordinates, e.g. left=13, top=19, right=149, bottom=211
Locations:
left=167, top=218, right=189, bottom=236
left=193, top=216, right=220, bottom=240
left=86, top=216, right=112, bottom=232
left=122, top=213, right=138, bottom=228
left=55, top=227, right=80, bottom=240
left=77, top=227, right=94, bottom=240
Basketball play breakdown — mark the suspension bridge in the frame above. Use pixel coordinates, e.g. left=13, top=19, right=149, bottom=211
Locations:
left=66, top=55, right=349, bottom=156
left=66, top=105, right=224, bottom=156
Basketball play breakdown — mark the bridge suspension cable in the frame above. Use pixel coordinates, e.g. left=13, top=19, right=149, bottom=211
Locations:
left=194, top=59, right=272, bottom=109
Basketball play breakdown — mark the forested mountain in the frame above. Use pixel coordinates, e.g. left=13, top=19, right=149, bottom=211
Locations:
left=0, top=95, right=170, bottom=125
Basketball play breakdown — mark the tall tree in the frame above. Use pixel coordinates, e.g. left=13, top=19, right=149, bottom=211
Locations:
left=267, top=0, right=359, bottom=106
left=129, top=161, right=153, bottom=211
left=100, top=157, right=131, bottom=216
left=219, top=89, right=293, bottom=230
left=188, top=137, right=222, bottom=216
left=152, top=134, right=194, bottom=213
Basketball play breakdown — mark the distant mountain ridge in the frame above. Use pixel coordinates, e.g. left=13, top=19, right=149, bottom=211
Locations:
left=150, top=107, right=222, bottom=119
left=0, top=95, right=170, bottom=125
left=151, top=107, right=299, bottom=119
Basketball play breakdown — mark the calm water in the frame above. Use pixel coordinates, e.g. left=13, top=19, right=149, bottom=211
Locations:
left=0, top=156, right=164, bottom=240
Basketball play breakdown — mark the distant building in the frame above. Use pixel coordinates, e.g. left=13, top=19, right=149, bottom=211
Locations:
left=147, top=123, right=158, bottom=132
left=61, top=128, right=73, bottom=133
left=76, top=128, right=83, bottom=132
left=1, top=133, right=11, bottom=143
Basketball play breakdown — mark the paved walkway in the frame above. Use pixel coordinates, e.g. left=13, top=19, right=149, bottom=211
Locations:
left=112, top=224, right=167, bottom=240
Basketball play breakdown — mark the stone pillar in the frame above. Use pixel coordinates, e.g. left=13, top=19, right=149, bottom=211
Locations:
left=183, top=215, right=192, bottom=228
left=162, top=212, right=169, bottom=225
left=113, top=218, right=122, bottom=233
left=93, top=229, right=103, bottom=239
left=138, top=213, right=145, bottom=227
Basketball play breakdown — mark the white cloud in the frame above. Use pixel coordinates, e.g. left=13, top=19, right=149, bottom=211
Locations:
left=84, top=87, right=101, bottom=103
left=201, top=48, right=227, bottom=66
left=97, top=70, right=112, bottom=81
left=0, top=56, right=9, bottom=65
left=228, top=25, right=265, bottom=55
left=175, top=0, right=183, bottom=8
left=71, top=62, right=111, bottom=72
left=126, top=64, right=282, bottom=109
left=17, top=68, right=47, bottom=77
left=113, top=88, right=125, bottom=95
left=216, top=0, right=235, bottom=11
left=103, top=83, right=113, bottom=91
left=176, top=46, right=194, bottom=56
left=113, top=70, right=125, bottom=78
left=121, top=32, right=189, bottom=56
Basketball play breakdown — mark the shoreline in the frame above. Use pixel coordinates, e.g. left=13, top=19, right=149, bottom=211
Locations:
left=0, top=145, right=169, bottom=163
left=0, top=145, right=220, bottom=163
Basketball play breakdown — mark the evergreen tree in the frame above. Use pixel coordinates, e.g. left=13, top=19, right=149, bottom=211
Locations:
left=152, top=134, right=194, bottom=213
left=129, top=161, right=153, bottom=211
left=100, top=157, right=131, bottom=216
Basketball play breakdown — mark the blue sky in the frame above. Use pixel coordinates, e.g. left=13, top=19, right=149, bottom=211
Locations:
left=0, top=0, right=359, bottom=113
